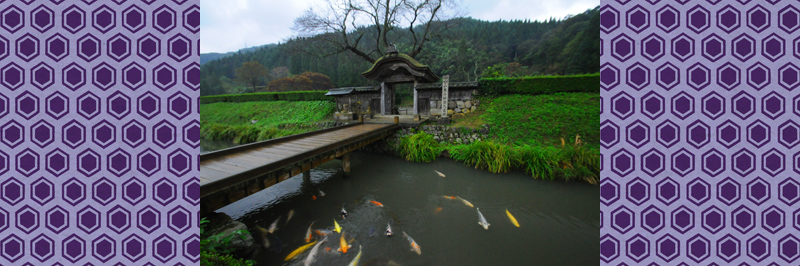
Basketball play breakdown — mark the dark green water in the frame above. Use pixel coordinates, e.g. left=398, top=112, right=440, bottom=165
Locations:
left=216, top=151, right=599, bottom=266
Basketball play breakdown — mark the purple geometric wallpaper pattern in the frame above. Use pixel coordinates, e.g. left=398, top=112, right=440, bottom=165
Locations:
left=0, top=0, right=199, bottom=264
left=601, top=0, right=800, bottom=265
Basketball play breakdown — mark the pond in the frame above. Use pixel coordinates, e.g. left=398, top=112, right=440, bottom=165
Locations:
left=215, top=151, right=599, bottom=266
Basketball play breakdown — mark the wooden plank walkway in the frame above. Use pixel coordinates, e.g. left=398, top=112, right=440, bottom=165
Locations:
left=200, top=123, right=391, bottom=185
left=199, top=123, right=399, bottom=214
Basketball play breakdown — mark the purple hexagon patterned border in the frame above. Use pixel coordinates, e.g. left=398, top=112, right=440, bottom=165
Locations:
left=0, top=1, right=199, bottom=264
left=602, top=0, right=800, bottom=265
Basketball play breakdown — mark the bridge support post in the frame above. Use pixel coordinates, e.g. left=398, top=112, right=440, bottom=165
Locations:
left=342, top=153, right=351, bottom=177
left=303, top=170, right=311, bottom=183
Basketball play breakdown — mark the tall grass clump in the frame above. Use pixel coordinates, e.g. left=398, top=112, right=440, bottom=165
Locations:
left=396, top=131, right=442, bottom=162
left=449, top=141, right=515, bottom=173
left=514, top=134, right=599, bottom=183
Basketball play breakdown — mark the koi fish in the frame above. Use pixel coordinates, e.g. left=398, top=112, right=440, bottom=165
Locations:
left=314, top=229, right=332, bottom=236
left=477, top=207, right=490, bottom=230
left=304, top=236, right=328, bottom=266
left=337, top=232, right=351, bottom=253
left=370, top=201, right=384, bottom=207
left=402, top=231, right=421, bottom=255
left=318, top=189, right=326, bottom=197
left=506, top=209, right=520, bottom=227
left=434, top=207, right=442, bottom=214
left=434, top=170, right=446, bottom=177
left=456, top=196, right=474, bottom=208
left=348, top=245, right=363, bottom=266
left=312, top=195, right=317, bottom=200
left=255, top=226, right=271, bottom=249
left=386, top=223, right=393, bottom=237
left=334, top=219, right=342, bottom=233
left=305, top=222, right=315, bottom=243
left=442, top=195, right=456, bottom=200
left=285, top=210, right=295, bottom=225
left=341, top=203, right=348, bottom=219
left=285, top=240, right=317, bottom=261
left=268, top=216, right=281, bottom=233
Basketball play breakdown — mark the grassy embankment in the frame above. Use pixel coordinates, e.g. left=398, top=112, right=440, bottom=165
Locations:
left=200, top=101, right=337, bottom=144
left=396, top=92, right=600, bottom=183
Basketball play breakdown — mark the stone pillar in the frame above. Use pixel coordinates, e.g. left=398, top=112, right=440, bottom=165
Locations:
left=413, top=80, right=419, bottom=115
left=441, top=75, right=449, bottom=117
left=303, top=170, right=311, bottom=183
left=380, top=82, right=388, bottom=115
left=341, top=153, right=351, bottom=177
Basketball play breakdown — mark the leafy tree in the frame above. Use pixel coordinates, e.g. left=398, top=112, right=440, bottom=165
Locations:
left=235, top=61, right=269, bottom=91
left=300, top=72, right=334, bottom=90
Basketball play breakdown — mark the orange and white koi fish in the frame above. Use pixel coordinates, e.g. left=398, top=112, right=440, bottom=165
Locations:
left=456, top=196, right=474, bottom=208
left=434, top=207, right=442, bottom=214
left=402, top=231, right=421, bottom=255
left=370, top=201, right=384, bottom=207
left=442, top=195, right=456, bottom=200
left=506, top=209, right=520, bottom=227
left=337, top=232, right=351, bottom=253
left=314, top=229, right=332, bottom=236
left=434, top=170, right=446, bottom=177
left=305, top=222, right=315, bottom=243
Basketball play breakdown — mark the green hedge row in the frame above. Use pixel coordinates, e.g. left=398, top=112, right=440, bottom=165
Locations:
left=478, top=73, right=600, bottom=97
left=200, top=91, right=332, bottom=104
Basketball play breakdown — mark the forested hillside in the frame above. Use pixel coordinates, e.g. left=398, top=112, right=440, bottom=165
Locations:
left=200, top=7, right=599, bottom=96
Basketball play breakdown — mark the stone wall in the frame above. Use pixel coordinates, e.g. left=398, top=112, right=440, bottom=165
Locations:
left=358, top=124, right=492, bottom=155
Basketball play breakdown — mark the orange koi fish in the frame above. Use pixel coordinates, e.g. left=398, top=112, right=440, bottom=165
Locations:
left=337, top=232, right=351, bottom=253
left=370, top=201, right=384, bottom=207
left=434, top=207, right=442, bottom=214
left=312, top=195, right=317, bottom=200
left=442, top=195, right=456, bottom=200
left=314, top=229, right=332, bottom=236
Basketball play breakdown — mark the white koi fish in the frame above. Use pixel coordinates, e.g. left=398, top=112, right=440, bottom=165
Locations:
left=341, top=203, right=348, bottom=219
left=402, top=231, right=421, bottom=255
left=268, top=216, right=281, bottom=233
left=434, top=170, right=446, bottom=177
left=304, top=236, right=328, bottom=266
left=386, top=222, right=393, bottom=237
left=477, top=208, right=490, bottom=230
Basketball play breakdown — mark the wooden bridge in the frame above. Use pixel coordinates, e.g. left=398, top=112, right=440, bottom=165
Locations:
left=199, top=123, right=400, bottom=215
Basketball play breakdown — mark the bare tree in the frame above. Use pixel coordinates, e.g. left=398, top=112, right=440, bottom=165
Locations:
left=292, top=0, right=461, bottom=63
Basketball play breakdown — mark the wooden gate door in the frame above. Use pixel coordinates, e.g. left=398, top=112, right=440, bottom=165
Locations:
left=370, top=99, right=381, bottom=116
left=418, top=98, right=430, bottom=115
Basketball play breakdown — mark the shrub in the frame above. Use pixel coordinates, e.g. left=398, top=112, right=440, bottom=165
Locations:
left=514, top=135, right=599, bottom=183
left=396, top=131, right=442, bottom=162
left=200, top=91, right=332, bottom=104
left=514, top=145, right=560, bottom=180
left=449, top=141, right=515, bottom=173
left=478, top=73, right=600, bottom=97
left=200, top=218, right=254, bottom=266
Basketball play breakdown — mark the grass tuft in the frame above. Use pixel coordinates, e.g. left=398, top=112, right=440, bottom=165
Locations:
left=396, top=131, right=442, bottom=163
left=449, top=141, right=515, bottom=173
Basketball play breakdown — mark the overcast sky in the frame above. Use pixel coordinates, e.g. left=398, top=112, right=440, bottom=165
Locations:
left=200, top=0, right=599, bottom=54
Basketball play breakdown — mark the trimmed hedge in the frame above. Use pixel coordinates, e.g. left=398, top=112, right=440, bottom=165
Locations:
left=478, top=73, right=600, bottom=97
left=200, top=91, right=332, bottom=104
